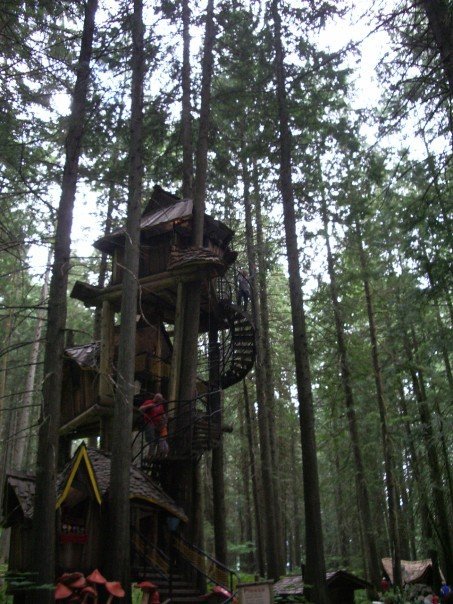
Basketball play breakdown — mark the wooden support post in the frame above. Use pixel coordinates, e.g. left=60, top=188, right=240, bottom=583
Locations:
left=167, top=281, right=186, bottom=424
left=99, top=300, right=114, bottom=400
left=155, top=322, right=162, bottom=393
left=100, top=416, right=112, bottom=452
left=99, top=301, right=114, bottom=450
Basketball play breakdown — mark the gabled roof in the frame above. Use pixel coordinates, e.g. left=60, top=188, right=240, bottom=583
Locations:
left=84, top=447, right=188, bottom=522
left=64, top=342, right=99, bottom=369
left=94, top=185, right=234, bottom=255
left=3, top=473, right=35, bottom=522
left=3, top=444, right=187, bottom=525
left=56, top=443, right=102, bottom=507
left=381, top=558, right=444, bottom=585
left=273, top=571, right=371, bottom=596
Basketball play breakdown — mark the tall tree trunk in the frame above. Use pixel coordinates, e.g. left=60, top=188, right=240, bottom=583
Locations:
left=271, top=2, right=328, bottom=600
left=243, top=379, right=265, bottom=577
left=355, top=219, right=403, bottom=589
left=108, top=0, right=144, bottom=595
left=330, top=422, right=350, bottom=568
left=238, top=388, right=255, bottom=572
left=181, top=0, right=193, bottom=199
left=289, top=426, right=302, bottom=571
left=421, top=0, right=453, bottom=96
left=0, top=311, right=14, bottom=509
left=93, top=91, right=126, bottom=341
left=175, top=0, right=215, bottom=548
left=320, top=198, right=381, bottom=589
left=0, top=308, right=15, bottom=564
left=32, top=2, right=98, bottom=598
left=252, top=159, right=285, bottom=573
left=210, top=323, right=227, bottom=563
left=402, top=329, right=453, bottom=582
left=11, top=254, right=51, bottom=471
left=241, top=150, right=280, bottom=578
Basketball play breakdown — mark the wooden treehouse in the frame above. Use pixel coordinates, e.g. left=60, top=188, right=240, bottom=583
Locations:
left=65, top=185, right=255, bottom=457
left=3, top=186, right=255, bottom=602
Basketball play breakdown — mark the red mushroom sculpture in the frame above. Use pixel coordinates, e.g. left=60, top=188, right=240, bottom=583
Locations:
left=80, top=585, right=98, bottom=603
left=105, top=581, right=125, bottom=603
left=86, top=569, right=107, bottom=586
left=55, top=582, right=73, bottom=600
left=136, top=581, right=158, bottom=604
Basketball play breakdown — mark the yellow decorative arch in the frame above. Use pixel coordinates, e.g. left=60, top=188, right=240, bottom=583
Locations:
left=56, top=443, right=102, bottom=508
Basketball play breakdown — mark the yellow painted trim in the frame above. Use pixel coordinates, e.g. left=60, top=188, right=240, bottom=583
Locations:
left=56, top=444, right=102, bottom=508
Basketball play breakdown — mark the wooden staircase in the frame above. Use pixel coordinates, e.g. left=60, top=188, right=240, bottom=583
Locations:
left=131, top=531, right=237, bottom=604
left=134, top=570, right=206, bottom=603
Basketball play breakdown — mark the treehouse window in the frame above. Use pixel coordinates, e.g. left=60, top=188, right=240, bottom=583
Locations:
left=60, top=497, right=89, bottom=544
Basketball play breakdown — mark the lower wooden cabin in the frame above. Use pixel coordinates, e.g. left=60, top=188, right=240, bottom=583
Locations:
left=2, top=443, right=187, bottom=599
left=381, top=557, right=445, bottom=589
left=273, top=570, right=372, bottom=604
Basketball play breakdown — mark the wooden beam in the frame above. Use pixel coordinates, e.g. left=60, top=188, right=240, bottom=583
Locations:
left=59, top=403, right=113, bottom=435
left=167, top=281, right=185, bottom=423
left=71, top=263, right=223, bottom=308
left=99, top=300, right=114, bottom=400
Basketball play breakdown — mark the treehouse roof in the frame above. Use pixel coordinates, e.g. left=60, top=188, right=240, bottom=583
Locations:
left=381, top=558, right=444, bottom=585
left=94, top=185, right=234, bottom=255
left=3, top=443, right=187, bottom=525
left=65, top=342, right=99, bottom=369
left=273, top=570, right=371, bottom=598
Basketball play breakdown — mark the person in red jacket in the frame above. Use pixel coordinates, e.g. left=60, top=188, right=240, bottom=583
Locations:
left=139, top=393, right=169, bottom=459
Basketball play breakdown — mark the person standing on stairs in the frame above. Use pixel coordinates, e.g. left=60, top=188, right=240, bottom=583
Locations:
left=237, top=269, right=251, bottom=311
left=139, top=392, right=169, bottom=459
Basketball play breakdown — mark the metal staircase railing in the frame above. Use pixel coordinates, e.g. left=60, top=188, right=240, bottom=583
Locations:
left=130, top=526, right=238, bottom=603
left=131, top=392, right=222, bottom=468
left=130, top=526, right=170, bottom=580
left=215, top=273, right=256, bottom=388
left=130, top=270, right=255, bottom=467
left=173, top=533, right=239, bottom=595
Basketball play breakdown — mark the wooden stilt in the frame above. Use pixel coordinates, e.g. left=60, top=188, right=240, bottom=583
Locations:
left=99, top=300, right=114, bottom=400
left=168, top=281, right=186, bottom=424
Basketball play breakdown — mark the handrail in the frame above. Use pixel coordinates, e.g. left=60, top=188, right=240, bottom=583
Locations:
left=131, top=393, right=222, bottom=466
left=130, top=525, right=169, bottom=580
left=173, top=533, right=239, bottom=594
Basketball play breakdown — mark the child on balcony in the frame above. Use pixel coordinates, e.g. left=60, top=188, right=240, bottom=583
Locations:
left=139, top=392, right=169, bottom=459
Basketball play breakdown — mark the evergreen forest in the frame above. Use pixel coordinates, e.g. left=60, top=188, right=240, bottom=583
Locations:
left=0, top=1, right=452, bottom=603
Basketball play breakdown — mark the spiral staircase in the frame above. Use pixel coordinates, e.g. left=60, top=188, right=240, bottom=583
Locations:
left=133, top=275, right=255, bottom=464
left=218, top=300, right=255, bottom=389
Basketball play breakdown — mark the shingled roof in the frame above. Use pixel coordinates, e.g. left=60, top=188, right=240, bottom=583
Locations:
left=81, top=447, right=188, bottom=521
left=382, top=558, right=445, bottom=585
left=64, top=343, right=99, bottom=369
left=3, top=444, right=187, bottom=525
left=94, top=185, right=234, bottom=255
left=273, top=570, right=371, bottom=597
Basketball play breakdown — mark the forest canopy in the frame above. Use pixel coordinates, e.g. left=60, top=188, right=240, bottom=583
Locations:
left=0, top=0, right=452, bottom=601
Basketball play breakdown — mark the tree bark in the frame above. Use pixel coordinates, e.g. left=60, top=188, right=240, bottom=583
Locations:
left=173, top=0, right=215, bottom=548
left=11, top=255, right=50, bottom=471
left=355, top=219, right=403, bottom=589
left=402, top=328, right=453, bottom=583
left=241, top=150, right=281, bottom=578
left=32, top=1, right=98, bottom=598
left=181, top=0, right=193, bottom=199
left=238, top=394, right=255, bottom=572
left=252, top=160, right=285, bottom=574
left=210, top=322, right=227, bottom=563
left=421, top=0, right=453, bottom=96
left=92, top=81, right=128, bottom=342
left=320, top=197, right=381, bottom=589
left=243, top=379, right=265, bottom=577
left=107, top=0, right=144, bottom=596
left=271, top=1, right=328, bottom=600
